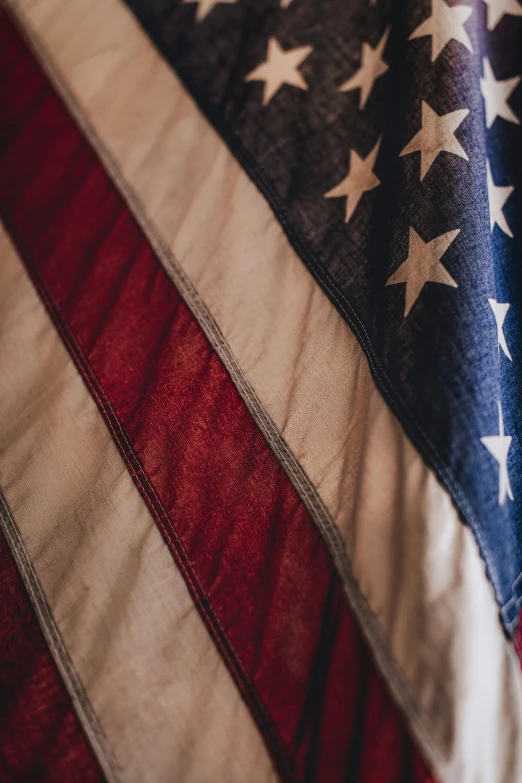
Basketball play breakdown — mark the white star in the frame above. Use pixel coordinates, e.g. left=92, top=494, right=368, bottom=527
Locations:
left=484, top=0, right=522, bottom=30
left=409, top=0, right=473, bottom=61
left=324, top=138, right=381, bottom=222
left=480, top=57, right=520, bottom=128
left=489, top=299, right=512, bottom=360
left=245, top=38, right=312, bottom=105
left=182, top=0, right=237, bottom=21
left=386, top=227, right=459, bottom=316
left=400, top=101, right=469, bottom=181
left=340, top=27, right=390, bottom=109
left=486, top=160, right=514, bottom=238
left=481, top=402, right=514, bottom=505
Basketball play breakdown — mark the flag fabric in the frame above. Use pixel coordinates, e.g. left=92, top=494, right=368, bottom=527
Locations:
left=125, top=0, right=522, bottom=632
left=0, top=1, right=521, bottom=782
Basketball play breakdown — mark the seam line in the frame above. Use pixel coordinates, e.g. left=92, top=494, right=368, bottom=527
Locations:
left=0, top=489, right=123, bottom=783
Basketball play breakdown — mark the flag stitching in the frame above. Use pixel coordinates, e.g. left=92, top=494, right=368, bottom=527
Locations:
left=0, top=491, right=123, bottom=783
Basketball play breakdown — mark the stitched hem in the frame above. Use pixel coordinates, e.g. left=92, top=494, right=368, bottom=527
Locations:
left=0, top=490, right=123, bottom=783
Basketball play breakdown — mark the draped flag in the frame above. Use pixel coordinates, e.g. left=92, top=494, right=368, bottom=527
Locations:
left=0, top=1, right=522, bottom=782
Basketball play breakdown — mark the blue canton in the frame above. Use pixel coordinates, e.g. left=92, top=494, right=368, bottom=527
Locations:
left=124, top=0, right=522, bottom=632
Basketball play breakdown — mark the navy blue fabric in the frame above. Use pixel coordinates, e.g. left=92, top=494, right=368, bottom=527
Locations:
left=123, top=0, right=522, bottom=632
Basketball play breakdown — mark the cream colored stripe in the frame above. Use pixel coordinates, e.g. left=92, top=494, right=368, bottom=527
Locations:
left=0, top=225, right=276, bottom=783
left=8, top=1, right=522, bottom=781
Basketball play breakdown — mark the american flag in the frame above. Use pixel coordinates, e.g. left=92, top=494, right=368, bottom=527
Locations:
left=0, top=0, right=521, bottom=781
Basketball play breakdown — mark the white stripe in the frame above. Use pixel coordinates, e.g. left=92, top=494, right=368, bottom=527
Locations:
left=8, top=0, right=522, bottom=780
left=0, top=224, right=276, bottom=783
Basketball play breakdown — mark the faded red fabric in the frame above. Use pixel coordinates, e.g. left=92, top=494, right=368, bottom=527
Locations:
left=0, top=528, right=103, bottom=783
left=0, top=12, right=435, bottom=783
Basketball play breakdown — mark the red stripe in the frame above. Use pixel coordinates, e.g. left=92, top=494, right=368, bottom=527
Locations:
left=0, top=13, right=435, bottom=783
left=0, top=526, right=104, bottom=783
